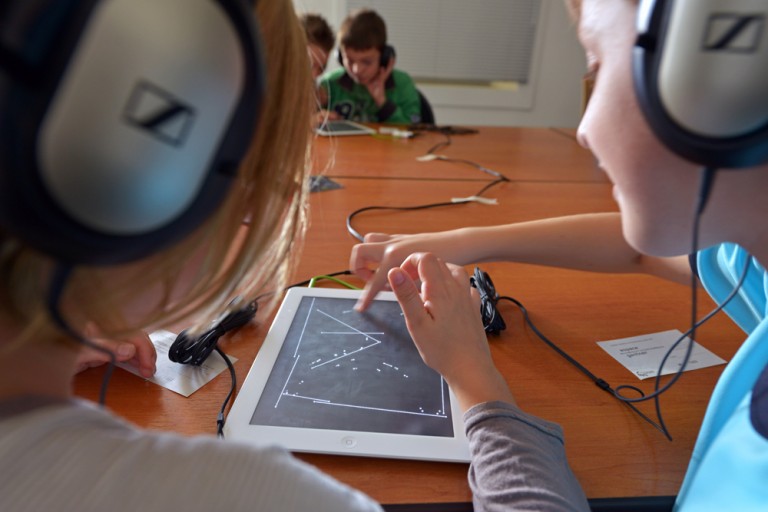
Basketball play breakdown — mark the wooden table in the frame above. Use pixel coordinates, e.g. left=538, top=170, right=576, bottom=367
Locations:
left=312, top=126, right=606, bottom=183
left=75, top=127, right=744, bottom=508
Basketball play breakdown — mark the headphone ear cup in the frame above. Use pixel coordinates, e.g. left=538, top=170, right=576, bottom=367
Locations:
left=380, top=45, right=395, bottom=67
left=634, top=0, right=768, bottom=168
left=0, top=0, right=265, bottom=264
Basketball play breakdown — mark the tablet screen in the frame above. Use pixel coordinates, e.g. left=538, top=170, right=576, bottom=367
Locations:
left=249, top=296, right=454, bottom=437
left=226, top=288, right=469, bottom=462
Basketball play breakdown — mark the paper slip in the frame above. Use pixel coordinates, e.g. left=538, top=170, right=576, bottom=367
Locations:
left=597, top=329, right=726, bottom=380
left=117, top=330, right=236, bottom=397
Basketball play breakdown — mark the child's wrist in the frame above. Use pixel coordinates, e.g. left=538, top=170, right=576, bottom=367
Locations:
left=446, top=365, right=515, bottom=412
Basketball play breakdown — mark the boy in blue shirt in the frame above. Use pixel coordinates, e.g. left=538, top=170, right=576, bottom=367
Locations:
left=349, top=0, right=768, bottom=509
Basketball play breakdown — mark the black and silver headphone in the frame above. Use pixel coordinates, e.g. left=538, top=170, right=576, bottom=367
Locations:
left=0, top=0, right=263, bottom=264
left=634, top=0, right=768, bottom=168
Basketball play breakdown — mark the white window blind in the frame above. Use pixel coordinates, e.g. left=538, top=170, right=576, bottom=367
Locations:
left=346, top=0, right=540, bottom=83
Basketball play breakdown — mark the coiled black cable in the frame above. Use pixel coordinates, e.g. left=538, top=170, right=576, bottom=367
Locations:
left=169, top=299, right=257, bottom=366
left=169, top=298, right=257, bottom=437
left=470, top=267, right=506, bottom=335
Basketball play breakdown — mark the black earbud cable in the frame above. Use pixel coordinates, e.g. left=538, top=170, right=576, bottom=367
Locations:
left=169, top=297, right=257, bottom=438
left=174, top=270, right=354, bottom=437
left=346, top=132, right=510, bottom=242
left=169, top=298, right=257, bottom=366
left=346, top=177, right=508, bottom=242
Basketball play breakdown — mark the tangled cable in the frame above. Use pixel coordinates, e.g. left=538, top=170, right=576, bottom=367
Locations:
left=169, top=298, right=257, bottom=366
left=169, top=297, right=257, bottom=437
left=470, top=267, right=507, bottom=335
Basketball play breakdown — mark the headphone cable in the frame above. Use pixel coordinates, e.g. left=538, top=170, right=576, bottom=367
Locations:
left=471, top=266, right=672, bottom=438
left=47, top=263, right=115, bottom=406
left=471, top=169, right=747, bottom=439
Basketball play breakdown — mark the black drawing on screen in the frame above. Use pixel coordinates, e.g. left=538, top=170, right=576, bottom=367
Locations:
left=250, top=296, right=454, bottom=437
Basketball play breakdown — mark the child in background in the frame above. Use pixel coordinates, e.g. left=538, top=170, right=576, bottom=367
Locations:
left=300, top=12, right=339, bottom=124
left=320, top=8, right=421, bottom=124
left=300, top=12, right=335, bottom=81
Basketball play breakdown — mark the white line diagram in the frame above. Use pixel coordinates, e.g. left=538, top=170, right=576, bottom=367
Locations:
left=251, top=296, right=454, bottom=436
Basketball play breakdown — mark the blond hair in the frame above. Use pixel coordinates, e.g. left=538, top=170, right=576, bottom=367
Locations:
left=1, top=0, right=314, bottom=345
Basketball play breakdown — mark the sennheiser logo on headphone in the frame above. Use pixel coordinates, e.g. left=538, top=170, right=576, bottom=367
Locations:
left=703, top=13, right=765, bottom=53
left=123, top=80, right=196, bottom=147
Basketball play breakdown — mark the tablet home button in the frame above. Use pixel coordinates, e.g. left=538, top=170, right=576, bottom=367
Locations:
left=341, top=436, right=357, bottom=448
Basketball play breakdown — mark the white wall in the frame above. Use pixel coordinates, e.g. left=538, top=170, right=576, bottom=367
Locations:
left=293, top=0, right=586, bottom=128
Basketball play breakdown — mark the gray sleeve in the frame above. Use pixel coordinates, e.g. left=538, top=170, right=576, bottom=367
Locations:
left=464, top=401, right=591, bottom=512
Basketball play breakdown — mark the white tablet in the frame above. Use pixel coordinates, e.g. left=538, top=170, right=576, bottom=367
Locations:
left=316, top=120, right=375, bottom=136
left=225, top=287, right=470, bottom=463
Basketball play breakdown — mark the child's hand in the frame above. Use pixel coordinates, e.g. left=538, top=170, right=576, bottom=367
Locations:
left=314, top=109, right=340, bottom=126
left=351, top=230, right=473, bottom=312
left=351, top=232, right=404, bottom=311
left=387, top=253, right=514, bottom=411
left=366, top=57, right=396, bottom=107
left=352, top=232, right=435, bottom=311
left=75, top=330, right=157, bottom=378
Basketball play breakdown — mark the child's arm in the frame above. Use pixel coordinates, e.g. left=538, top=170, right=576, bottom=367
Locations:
left=364, top=66, right=421, bottom=124
left=387, top=255, right=590, bottom=510
left=351, top=212, right=691, bottom=311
